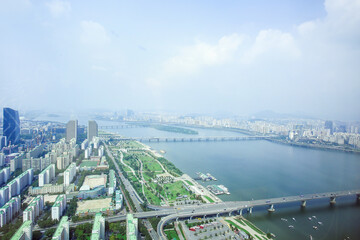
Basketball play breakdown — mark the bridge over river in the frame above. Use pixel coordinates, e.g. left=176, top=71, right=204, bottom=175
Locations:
left=106, top=135, right=277, bottom=142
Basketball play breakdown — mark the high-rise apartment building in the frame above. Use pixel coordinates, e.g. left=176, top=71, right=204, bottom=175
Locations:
left=63, top=163, right=76, bottom=187
left=38, top=164, right=55, bottom=187
left=3, top=108, right=20, bottom=145
left=88, top=120, right=98, bottom=141
left=91, top=213, right=105, bottom=240
left=10, top=220, right=32, bottom=240
left=23, top=195, right=44, bottom=223
left=126, top=214, right=138, bottom=240
left=66, top=120, right=78, bottom=143
left=51, top=194, right=66, bottom=220
left=52, top=216, right=69, bottom=240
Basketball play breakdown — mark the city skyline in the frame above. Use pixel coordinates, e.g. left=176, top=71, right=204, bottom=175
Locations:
left=0, top=0, right=359, bottom=121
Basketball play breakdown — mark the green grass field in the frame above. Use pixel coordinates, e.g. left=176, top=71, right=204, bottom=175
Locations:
left=161, top=181, right=193, bottom=202
left=225, top=220, right=252, bottom=237
left=117, top=140, right=143, bottom=149
left=144, top=186, right=162, bottom=205
left=242, top=218, right=266, bottom=235
left=204, top=195, right=214, bottom=203
left=185, top=180, right=193, bottom=186
left=164, top=229, right=180, bottom=240
left=139, top=154, right=164, bottom=172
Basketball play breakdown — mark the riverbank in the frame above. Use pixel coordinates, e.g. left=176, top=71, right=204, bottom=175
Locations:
left=172, top=123, right=360, bottom=154
left=268, top=138, right=360, bottom=154
left=103, top=132, right=219, bottom=206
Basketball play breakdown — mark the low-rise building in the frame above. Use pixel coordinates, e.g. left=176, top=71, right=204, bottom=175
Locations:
left=78, top=185, right=106, bottom=200
left=29, top=184, right=64, bottom=195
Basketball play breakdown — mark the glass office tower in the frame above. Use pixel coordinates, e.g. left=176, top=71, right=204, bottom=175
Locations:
left=3, top=108, right=20, bottom=145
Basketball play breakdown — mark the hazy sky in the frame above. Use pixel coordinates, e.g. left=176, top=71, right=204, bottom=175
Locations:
left=0, top=0, right=359, bottom=120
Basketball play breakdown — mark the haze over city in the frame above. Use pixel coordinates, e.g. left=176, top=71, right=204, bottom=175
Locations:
left=0, top=0, right=359, bottom=120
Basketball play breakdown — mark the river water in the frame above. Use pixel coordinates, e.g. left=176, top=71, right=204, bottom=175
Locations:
left=36, top=115, right=360, bottom=239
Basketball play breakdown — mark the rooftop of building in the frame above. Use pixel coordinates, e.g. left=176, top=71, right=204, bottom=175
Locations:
left=64, top=163, right=76, bottom=172
left=18, top=169, right=32, bottom=178
left=10, top=220, right=32, bottom=240
left=91, top=213, right=103, bottom=240
left=39, top=164, right=54, bottom=174
left=109, top=170, right=116, bottom=188
left=52, top=216, right=68, bottom=238
left=0, top=167, right=10, bottom=172
left=53, top=194, right=65, bottom=205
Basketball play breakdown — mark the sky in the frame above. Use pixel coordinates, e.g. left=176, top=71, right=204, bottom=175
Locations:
left=0, top=0, right=359, bottom=120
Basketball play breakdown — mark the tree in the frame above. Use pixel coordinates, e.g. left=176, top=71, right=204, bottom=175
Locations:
left=32, top=230, right=42, bottom=240
left=21, top=202, right=28, bottom=211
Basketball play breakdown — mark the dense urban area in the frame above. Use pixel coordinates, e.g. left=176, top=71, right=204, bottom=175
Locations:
left=0, top=108, right=359, bottom=240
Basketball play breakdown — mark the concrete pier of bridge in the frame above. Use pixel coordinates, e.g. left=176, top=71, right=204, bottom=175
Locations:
left=268, top=204, right=275, bottom=212
left=301, top=200, right=307, bottom=207
left=330, top=197, right=336, bottom=204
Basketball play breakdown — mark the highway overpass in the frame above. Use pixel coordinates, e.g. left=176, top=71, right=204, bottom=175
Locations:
left=34, top=189, right=360, bottom=239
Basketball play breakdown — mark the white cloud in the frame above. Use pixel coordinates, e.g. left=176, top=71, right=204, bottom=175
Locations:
left=298, top=0, right=360, bottom=40
left=163, top=34, right=243, bottom=76
left=241, top=29, right=301, bottom=64
left=92, top=65, right=107, bottom=71
left=46, top=0, right=71, bottom=18
left=80, top=21, right=111, bottom=46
